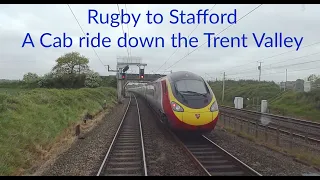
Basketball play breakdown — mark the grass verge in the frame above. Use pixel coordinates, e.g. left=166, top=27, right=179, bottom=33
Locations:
left=0, top=87, right=117, bottom=176
left=0, top=88, right=29, bottom=96
left=210, top=80, right=320, bottom=122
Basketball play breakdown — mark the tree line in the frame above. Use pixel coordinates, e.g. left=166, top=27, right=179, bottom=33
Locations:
left=21, top=52, right=116, bottom=89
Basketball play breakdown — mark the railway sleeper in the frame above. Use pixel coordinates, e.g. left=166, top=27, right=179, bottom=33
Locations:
left=113, top=147, right=140, bottom=151
left=188, top=147, right=213, bottom=151
left=195, top=155, right=224, bottom=160
left=118, top=134, right=139, bottom=136
left=191, top=151, right=219, bottom=155
left=205, top=165, right=237, bottom=170
left=118, top=137, right=139, bottom=139
left=106, top=173, right=142, bottom=176
left=105, top=167, right=143, bottom=175
left=200, top=160, right=229, bottom=164
left=108, top=161, right=141, bottom=166
left=114, top=144, right=140, bottom=147
left=107, top=157, right=141, bottom=162
left=111, top=153, right=140, bottom=158
left=111, top=149, right=138, bottom=152
left=210, top=171, right=245, bottom=176
left=106, top=163, right=142, bottom=169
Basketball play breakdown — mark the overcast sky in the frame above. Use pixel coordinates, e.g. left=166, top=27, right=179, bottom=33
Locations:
left=1, top=4, right=320, bottom=82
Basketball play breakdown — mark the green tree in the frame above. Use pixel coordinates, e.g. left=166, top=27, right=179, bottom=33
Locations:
left=37, top=72, right=55, bottom=88
left=52, top=52, right=89, bottom=75
left=307, top=74, right=319, bottom=82
left=84, top=71, right=102, bottom=88
left=109, top=76, right=117, bottom=88
left=23, top=72, right=39, bottom=83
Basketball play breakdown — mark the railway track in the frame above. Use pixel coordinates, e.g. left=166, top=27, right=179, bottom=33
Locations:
left=96, top=94, right=147, bottom=176
left=220, top=106, right=320, bottom=143
left=138, top=94, right=261, bottom=176
left=172, top=133, right=262, bottom=176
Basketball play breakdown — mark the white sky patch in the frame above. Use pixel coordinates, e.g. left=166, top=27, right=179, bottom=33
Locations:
left=0, top=4, right=320, bottom=81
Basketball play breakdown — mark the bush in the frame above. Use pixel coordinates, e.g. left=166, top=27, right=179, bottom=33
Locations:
left=85, top=71, right=102, bottom=88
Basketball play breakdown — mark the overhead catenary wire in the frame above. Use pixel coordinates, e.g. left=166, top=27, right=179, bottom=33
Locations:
left=124, top=4, right=132, bottom=57
left=265, top=51, right=320, bottom=66
left=164, top=4, right=264, bottom=71
left=224, top=52, right=320, bottom=76
left=206, top=44, right=320, bottom=78
left=226, top=59, right=320, bottom=77
left=219, top=41, right=320, bottom=73
left=67, top=4, right=108, bottom=72
left=232, top=66, right=320, bottom=80
left=154, top=4, right=217, bottom=73
left=117, top=4, right=130, bottom=59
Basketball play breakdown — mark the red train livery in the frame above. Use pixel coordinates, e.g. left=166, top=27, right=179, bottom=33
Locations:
left=128, top=71, right=219, bottom=133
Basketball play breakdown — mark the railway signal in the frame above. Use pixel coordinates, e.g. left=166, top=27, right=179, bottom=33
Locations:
left=139, top=69, right=144, bottom=79
left=121, top=72, right=126, bottom=80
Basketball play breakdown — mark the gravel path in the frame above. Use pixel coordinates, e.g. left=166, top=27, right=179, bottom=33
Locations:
left=137, top=97, right=206, bottom=176
left=206, top=126, right=320, bottom=176
left=39, top=98, right=130, bottom=176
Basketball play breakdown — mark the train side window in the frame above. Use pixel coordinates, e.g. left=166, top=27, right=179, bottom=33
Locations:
left=148, top=86, right=151, bottom=96
left=156, top=83, right=160, bottom=99
left=154, top=84, right=157, bottom=99
left=147, top=85, right=155, bottom=97
left=162, top=81, right=167, bottom=94
left=151, top=84, right=155, bottom=97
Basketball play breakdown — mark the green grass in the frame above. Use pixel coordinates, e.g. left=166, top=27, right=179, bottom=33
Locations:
left=0, top=88, right=29, bottom=95
left=269, top=90, right=320, bottom=121
left=0, top=87, right=117, bottom=175
left=209, top=80, right=320, bottom=122
left=210, top=80, right=282, bottom=107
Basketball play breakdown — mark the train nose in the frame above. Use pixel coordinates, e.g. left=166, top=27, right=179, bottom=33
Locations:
left=183, top=112, right=213, bottom=126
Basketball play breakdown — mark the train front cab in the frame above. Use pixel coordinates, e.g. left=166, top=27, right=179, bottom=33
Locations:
left=161, top=76, right=219, bottom=133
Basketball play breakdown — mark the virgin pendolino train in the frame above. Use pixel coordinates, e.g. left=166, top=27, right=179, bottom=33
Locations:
left=128, top=71, right=219, bottom=133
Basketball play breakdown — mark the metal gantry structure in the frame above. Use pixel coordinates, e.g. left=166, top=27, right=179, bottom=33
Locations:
left=106, top=56, right=147, bottom=103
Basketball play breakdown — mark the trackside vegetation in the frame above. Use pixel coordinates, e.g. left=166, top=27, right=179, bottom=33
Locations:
left=0, top=52, right=118, bottom=175
left=209, top=79, right=320, bottom=122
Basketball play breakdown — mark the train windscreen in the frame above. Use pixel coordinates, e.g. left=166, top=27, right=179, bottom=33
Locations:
left=175, top=79, right=209, bottom=95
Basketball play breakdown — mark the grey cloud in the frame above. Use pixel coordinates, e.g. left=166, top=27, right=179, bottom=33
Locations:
left=0, top=4, right=320, bottom=82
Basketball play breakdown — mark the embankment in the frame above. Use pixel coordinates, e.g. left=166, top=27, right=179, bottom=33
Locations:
left=0, top=87, right=117, bottom=175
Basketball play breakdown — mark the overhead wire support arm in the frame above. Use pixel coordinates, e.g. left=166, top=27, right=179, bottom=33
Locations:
left=105, top=65, right=118, bottom=72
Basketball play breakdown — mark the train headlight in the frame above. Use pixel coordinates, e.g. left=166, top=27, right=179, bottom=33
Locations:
left=210, top=101, right=219, bottom=112
left=171, top=101, right=184, bottom=112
